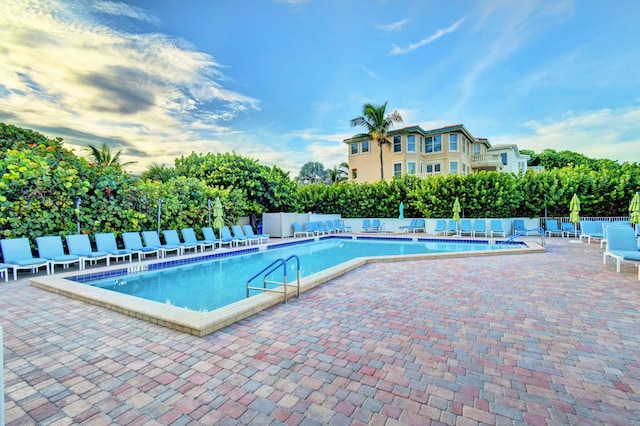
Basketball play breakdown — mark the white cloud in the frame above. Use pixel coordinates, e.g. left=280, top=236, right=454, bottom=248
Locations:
left=377, top=19, right=409, bottom=32
left=390, top=18, right=464, bottom=55
left=491, top=107, right=640, bottom=163
left=0, top=0, right=260, bottom=173
left=93, top=1, right=163, bottom=26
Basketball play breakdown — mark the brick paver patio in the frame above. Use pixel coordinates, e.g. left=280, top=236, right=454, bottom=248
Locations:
left=2, top=238, right=640, bottom=425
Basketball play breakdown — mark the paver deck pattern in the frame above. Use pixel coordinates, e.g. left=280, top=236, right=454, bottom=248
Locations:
left=2, top=238, right=640, bottom=425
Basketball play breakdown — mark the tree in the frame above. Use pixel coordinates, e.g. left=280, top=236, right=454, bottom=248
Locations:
left=350, top=101, right=403, bottom=180
left=328, top=162, right=349, bottom=184
left=296, top=161, right=328, bottom=185
left=85, top=143, right=137, bottom=168
left=139, top=162, right=176, bottom=182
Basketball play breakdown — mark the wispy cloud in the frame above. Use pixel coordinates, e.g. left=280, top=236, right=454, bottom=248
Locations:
left=360, top=66, right=377, bottom=79
left=0, top=0, right=260, bottom=172
left=93, top=1, right=163, bottom=26
left=390, top=18, right=464, bottom=55
left=492, top=106, right=640, bottom=163
left=377, top=19, right=409, bottom=32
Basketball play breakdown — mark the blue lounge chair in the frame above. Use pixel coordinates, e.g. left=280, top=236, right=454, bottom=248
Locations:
left=306, top=222, right=324, bottom=235
left=164, top=230, right=199, bottom=254
left=66, top=234, right=110, bottom=268
left=562, top=222, right=580, bottom=238
left=95, top=233, right=134, bottom=263
left=332, top=220, right=347, bottom=233
left=545, top=220, right=564, bottom=237
left=123, top=232, right=163, bottom=260
left=433, top=219, right=446, bottom=236
left=399, top=219, right=417, bottom=233
left=36, top=235, right=83, bottom=273
left=203, top=227, right=231, bottom=248
left=370, top=219, right=382, bottom=231
left=142, top=231, right=181, bottom=256
left=580, top=221, right=605, bottom=244
left=232, top=225, right=256, bottom=245
left=182, top=228, right=217, bottom=251
left=446, top=220, right=458, bottom=236
left=0, top=238, right=49, bottom=280
left=243, top=225, right=269, bottom=243
left=220, top=226, right=245, bottom=246
left=362, top=219, right=371, bottom=231
left=293, top=222, right=312, bottom=237
left=603, top=226, right=640, bottom=273
left=460, top=219, right=473, bottom=237
left=474, top=220, right=487, bottom=237
left=490, top=219, right=505, bottom=237
left=0, top=263, right=7, bottom=282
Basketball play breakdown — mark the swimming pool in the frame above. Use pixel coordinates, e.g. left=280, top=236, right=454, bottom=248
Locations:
left=77, top=237, right=521, bottom=312
left=30, top=235, right=541, bottom=336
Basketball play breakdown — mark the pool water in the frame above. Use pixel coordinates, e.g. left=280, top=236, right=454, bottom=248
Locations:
left=87, top=238, right=515, bottom=312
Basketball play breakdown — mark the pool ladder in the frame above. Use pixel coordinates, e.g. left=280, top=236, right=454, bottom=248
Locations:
left=503, top=227, right=546, bottom=247
left=246, top=255, right=301, bottom=303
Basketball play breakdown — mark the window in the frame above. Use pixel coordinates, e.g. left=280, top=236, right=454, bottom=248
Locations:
left=351, top=169, right=358, bottom=179
left=351, top=142, right=358, bottom=155
left=361, top=140, right=370, bottom=153
left=449, top=134, right=458, bottom=151
left=450, top=161, right=458, bottom=174
left=501, top=153, right=508, bottom=165
left=407, top=135, right=416, bottom=152
left=393, top=163, right=402, bottom=177
left=425, top=163, right=441, bottom=174
left=393, top=136, right=402, bottom=153
left=407, top=162, right=416, bottom=175
left=425, top=135, right=443, bottom=153
left=473, top=144, right=481, bottom=156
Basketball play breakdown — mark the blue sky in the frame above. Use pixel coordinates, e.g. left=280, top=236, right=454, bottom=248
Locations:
left=1, top=0, right=639, bottom=176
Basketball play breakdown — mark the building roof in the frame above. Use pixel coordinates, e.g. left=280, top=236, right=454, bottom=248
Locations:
left=344, top=123, right=490, bottom=145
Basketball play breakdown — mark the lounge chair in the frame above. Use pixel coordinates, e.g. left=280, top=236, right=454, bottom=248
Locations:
left=182, top=228, right=217, bottom=251
left=0, top=238, right=49, bottom=280
left=164, top=230, right=199, bottom=254
left=603, top=226, right=640, bottom=273
left=490, top=219, right=505, bottom=237
left=142, top=230, right=182, bottom=256
left=433, top=219, right=446, bottom=236
left=562, top=222, right=580, bottom=238
left=306, top=222, right=324, bottom=235
left=220, top=226, right=246, bottom=246
left=293, top=222, right=312, bottom=237
left=243, top=225, right=269, bottom=243
left=370, top=219, right=383, bottom=231
left=459, top=219, right=473, bottom=237
left=316, top=221, right=332, bottom=234
left=66, top=234, right=110, bottom=268
left=412, top=218, right=426, bottom=233
left=122, top=232, right=163, bottom=260
left=95, top=233, right=135, bottom=263
left=332, top=220, right=347, bottom=233
left=0, top=263, right=7, bottom=282
left=362, top=219, right=371, bottom=231
left=579, top=220, right=605, bottom=244
left=232, top=225, right=256, bottom=244
left=545, top=220, right=564, bottom=237
left=446, top=220, right=458, bottom=236
left=399, top=219, right=417, bottom=233
left=474, top=220, right=487, bottom=237
left=36, top=236, right=83, bottom=273
left=325, top=221, right=338, bottom=234
left=513, top=219, right=534, bottom=236
left=203, top=227, right=231, bottom=248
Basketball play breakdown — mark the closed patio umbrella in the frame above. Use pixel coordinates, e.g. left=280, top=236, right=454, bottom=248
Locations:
left=213, top=197, right=225, bottom=230
left=398, top=202, right=405, bottom=220
left=452, top=198, right=461, bottom=223
left=630, top=192, right=640, bottom=232
left=569, top=193, right=580, bottom=225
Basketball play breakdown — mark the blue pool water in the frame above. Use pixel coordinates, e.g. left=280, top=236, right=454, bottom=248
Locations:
left=83, top=237, right=519, bottom=312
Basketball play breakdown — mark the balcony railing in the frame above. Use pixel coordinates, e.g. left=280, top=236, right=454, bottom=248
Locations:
left=472, top=154, right=503, bottom=170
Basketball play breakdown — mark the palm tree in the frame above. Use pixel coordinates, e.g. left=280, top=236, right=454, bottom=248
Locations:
left=350, top=101, right=403, bottom=180
left=85, top=143, right=137, bottom=168
left=328, top=162, right=349, bottom=184
left=139, top=162, right=176, bottom=182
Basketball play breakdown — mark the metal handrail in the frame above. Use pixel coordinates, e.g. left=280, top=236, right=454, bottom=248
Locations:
left=246, top=255, right=300, bottom=303
left=502, top=227, right=545, bottom=246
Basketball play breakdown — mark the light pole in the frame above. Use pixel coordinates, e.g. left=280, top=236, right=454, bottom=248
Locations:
left=157, top=199, right=164, bottom=235
left=207, top=199, right=213, bottom=228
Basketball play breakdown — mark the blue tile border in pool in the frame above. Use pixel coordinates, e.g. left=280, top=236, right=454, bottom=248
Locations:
left=266, top=238, right=315, bottom=250
left=417, top=237, right=488, bottom=244
left=355, top=235, right=414, bottom=242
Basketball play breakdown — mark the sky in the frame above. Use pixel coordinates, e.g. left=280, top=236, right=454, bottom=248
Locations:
left=1, top=0, right=639, bottom=176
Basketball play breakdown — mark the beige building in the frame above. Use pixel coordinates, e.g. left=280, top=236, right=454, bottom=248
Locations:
left=343, top=124, right=529, bottom=183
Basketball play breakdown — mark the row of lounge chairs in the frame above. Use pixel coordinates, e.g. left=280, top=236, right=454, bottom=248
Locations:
left=433, top=219, right=505, bottom=237
left=0, top=225, right=269, bottom=281
left=292, top=220, right=350, bottom=237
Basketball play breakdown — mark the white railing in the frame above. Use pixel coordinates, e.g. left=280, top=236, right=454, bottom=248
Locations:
left=472, top=154, right=502, bottom=164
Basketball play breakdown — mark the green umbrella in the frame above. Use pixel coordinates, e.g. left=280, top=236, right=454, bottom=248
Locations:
left=213, top=197, right=225, bottom=230
left=452, top=198, right=461, bottom=223
left=569, top=193, right=580, bottom=224
left=630, top=192, right=640, bottom=226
